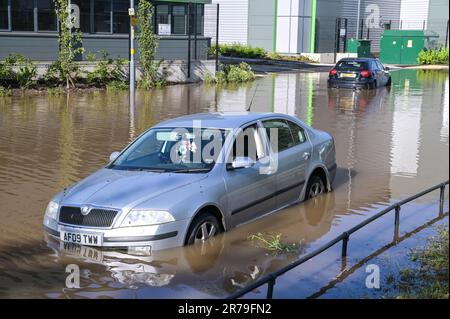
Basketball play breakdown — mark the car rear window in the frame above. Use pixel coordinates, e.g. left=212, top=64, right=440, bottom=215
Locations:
left=336, top=61, right=368, bottom=70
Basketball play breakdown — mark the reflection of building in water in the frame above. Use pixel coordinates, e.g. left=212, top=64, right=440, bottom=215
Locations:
left=441, top=78, right=449, bottom=143
left=390, top=77, right=421, bottom=178
left=389, top=70, right=450, bottom=198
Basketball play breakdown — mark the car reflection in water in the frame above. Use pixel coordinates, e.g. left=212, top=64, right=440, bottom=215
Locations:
left=45, top=192, right=337, bottom=297
left=328, top=85, right=391, bottom=114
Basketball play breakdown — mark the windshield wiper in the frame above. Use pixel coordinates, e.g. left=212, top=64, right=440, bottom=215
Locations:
left=125, top=167, right=167, bottom=173
left=171, top=168, right=211, bottom=173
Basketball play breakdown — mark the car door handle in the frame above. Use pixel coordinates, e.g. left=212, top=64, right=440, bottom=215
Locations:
left=302, top=152, right=310, bottom=160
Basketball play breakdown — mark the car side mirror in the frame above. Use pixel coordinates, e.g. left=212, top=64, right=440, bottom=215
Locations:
left=109, top=151, right=120, bottom=162
left=384, top=66, right=390, bottom=71
left=228, top=157, right=256, bottom=170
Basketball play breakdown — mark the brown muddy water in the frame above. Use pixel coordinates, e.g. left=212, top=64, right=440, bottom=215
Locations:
left=0, top=69, right=448, bottom=298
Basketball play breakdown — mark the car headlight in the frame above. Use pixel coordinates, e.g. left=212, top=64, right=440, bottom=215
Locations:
left=120, top=210, right=175, bottom=227
left=45, top=201, right=59, bottom=220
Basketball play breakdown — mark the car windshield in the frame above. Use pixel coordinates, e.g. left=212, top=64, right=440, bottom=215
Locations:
left=336, top=61, right=368, bottom=70
left=109, top=127, right=229, bottom=173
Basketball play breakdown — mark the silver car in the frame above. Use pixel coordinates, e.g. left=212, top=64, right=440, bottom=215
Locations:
left=43, top=112, right=336, bottom=251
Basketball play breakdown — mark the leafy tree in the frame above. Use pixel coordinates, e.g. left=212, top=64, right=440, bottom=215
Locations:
left=138, top=0, right=163, bottom=88
left=53, top=0, right=84, bottom=88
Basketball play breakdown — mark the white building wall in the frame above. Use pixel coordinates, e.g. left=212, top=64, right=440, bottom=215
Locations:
left=400, top=0, right=430, bottom=29
left=204, top=0, right=249, bottom=45
left=276, top=0, right=301, bottom=54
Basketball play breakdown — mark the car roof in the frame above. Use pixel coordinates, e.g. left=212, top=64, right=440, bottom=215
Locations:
left=153, top=112, right=294, bottom=129
left=338, top=57, right=376, bottom=62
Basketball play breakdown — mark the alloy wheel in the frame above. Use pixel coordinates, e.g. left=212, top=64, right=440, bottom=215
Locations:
left=194, top=221, right=217, bottom=244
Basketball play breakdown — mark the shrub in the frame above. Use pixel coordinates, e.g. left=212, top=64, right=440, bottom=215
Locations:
left=209, top=43, right=267, bottom=59
left=205, top=62, right=255, bottom=84
left=418, top=48, right=449, bottom=65
left=0, top=86, right=12, bottom=97
left=85, top=52, right=97, bottom=62
left=266, top=52, right=318, bottom=63
left=0, top=53, right=36, bottom=88
left=106, top=80, right=128, bottom=92
left=86, top=52, right=127, bottom=86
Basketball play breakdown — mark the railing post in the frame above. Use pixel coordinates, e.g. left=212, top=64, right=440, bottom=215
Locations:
left=439, top=184, right=445, bottom=216
left=266, top=276, right=276, bottom=299
left=394, top=205, right=401, bottom=243
left=341, top=232, right=349, bottom=258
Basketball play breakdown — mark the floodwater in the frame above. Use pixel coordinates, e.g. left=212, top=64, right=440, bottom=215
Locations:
left=0, top=69, right=448, bottom=298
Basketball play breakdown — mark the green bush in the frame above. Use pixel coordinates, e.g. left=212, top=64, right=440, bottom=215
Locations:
left=106, top=80, right=128, bottom=92
left=418, top=48, right=449, bottom=65
left=205, top=62, right=255, bottom=84
left=266, top=51, right=318, bottom=63
left=0, top=53, right=37, bottom=88
left=209, top=43, right=267, bottom=59
left=86, top=51, right=127, bottom=86
left=0, top=86, right=12, bottom=97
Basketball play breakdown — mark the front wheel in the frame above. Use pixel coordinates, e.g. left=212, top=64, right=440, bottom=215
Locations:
left=186, top=213, right=222, bottom=246
left=305, top=175, right=326, bottom=200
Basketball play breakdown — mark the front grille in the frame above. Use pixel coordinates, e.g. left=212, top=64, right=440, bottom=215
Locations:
left=59, top=206, right=118, bottom=227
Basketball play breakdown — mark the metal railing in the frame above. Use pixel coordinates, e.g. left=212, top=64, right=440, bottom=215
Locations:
left=228, top=180, right=449, bottom=299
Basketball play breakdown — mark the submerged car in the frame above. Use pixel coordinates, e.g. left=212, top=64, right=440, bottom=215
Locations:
left=43, top=112, right=336, bottom=251
left=328, top=58, right=391, bottom=89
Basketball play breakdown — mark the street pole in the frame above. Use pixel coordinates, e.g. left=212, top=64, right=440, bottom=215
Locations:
left=129, top=0, right=135, bottom=110
left=356, top=0, right=361, bottom=39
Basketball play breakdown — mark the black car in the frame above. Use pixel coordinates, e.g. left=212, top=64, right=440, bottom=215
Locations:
left=328, top=58, right=391, bottom=89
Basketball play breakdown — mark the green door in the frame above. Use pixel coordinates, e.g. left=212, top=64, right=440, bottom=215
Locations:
left=380, top=35, right=402, bottom=64
left=400, top=36, right=424, bottom=65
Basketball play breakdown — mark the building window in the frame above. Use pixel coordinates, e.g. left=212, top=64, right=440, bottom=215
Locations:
left=156, top=4, right=170, bottom=35
left=94, top=0, right=111, bottom=33
left=113, top=0, right=128, bottom=33
left=11, top=0, right=34, bottom=31
left=38, top=0, right=57, bottom=31
left=71, top=0, right=91, bottom=33
left=172, top=5, right=186, bottom=35
left=0, top=0, right=8, bottom=30
left=190, top=4, right=203, bottom=35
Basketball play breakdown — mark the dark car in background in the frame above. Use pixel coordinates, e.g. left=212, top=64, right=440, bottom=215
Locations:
left=328, top=58, right=391, bottom=89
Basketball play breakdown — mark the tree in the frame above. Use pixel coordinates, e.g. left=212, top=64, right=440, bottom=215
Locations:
left=53, top=0, right=84, bottom=88
left=138, top=0, right=162, bottom=88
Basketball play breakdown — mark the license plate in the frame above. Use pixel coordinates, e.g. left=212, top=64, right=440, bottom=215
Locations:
left=340, top=73, right=356, bottom=78
left=60, top=230, right=103, bottom=246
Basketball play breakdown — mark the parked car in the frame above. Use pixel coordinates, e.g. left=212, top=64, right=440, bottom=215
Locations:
left=43, top=112, right=336, bottom=251
left=328, top=58, right=391, bottom=89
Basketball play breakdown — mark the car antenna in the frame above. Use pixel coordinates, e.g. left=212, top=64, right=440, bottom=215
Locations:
left=246, top=82, right=259, bottom=112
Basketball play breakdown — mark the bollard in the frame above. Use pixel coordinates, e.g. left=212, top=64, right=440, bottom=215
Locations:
left=394, top=205, right=401, bottom=242
left=266, top=277, right=276, bottom=299
left=439, top=184, right=445, bottom=216
left=341, top=232, right=349, bottom=258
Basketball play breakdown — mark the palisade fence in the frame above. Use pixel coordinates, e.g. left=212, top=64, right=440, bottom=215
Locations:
left=228, top=180, right=449, bottom=299
left=320, top=18, right=449, bottom=54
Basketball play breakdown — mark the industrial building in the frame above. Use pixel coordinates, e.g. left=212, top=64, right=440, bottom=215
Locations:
left=204, top=0, right=449, bottom=54
left=0, top=0, right=212, bottom=60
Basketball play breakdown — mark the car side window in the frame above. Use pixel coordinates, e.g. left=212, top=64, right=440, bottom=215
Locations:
left=371, top=61, right=378, bottom=71
left=229, top=124, right=265, bottom=162
left=286, top=120, right=307, bottom=145
left=262, top=119, right=295, bottom=153
left=376, top=61, right=384, bottom=70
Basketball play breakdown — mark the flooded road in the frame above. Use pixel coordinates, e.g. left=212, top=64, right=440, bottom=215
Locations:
left=0, top=69, right=448, bottom=298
